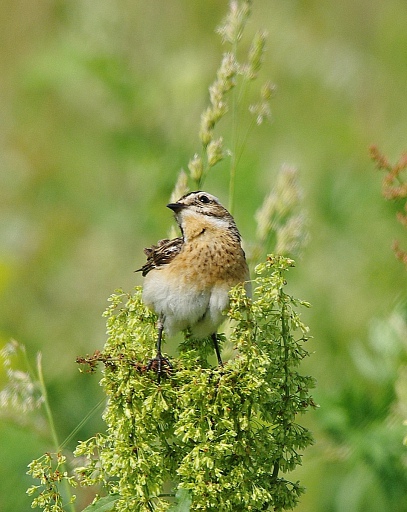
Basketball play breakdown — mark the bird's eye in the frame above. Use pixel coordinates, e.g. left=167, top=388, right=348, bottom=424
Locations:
left=198, top=194, right=210, bottom=204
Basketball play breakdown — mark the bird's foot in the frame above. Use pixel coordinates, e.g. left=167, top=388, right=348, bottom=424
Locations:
left=147, top=352, right=172, bottom=382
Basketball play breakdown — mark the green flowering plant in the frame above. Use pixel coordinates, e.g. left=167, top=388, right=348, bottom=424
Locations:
left=30, top=255, right=314, bottom=512
left=27, top=452, right=77, bottom=511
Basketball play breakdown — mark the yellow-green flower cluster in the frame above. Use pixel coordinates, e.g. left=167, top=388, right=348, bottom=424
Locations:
left=59, top=256, right=315, bottom=512
left=199, top=52, right=238, bottom=150
left=246, top=30, right=267, bottom=80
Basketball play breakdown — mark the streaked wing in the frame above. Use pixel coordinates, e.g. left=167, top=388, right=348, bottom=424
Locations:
left=137, top=237, right=183, bottom=276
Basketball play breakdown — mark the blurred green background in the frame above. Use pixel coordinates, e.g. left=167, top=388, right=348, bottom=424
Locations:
left=1, top=0, right=407, bottom=510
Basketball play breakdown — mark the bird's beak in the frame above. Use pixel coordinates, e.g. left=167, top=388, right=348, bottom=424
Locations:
left=167, top=202, right=186, bottom=213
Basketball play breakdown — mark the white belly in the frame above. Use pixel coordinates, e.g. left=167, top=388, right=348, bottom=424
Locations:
left=142, top=271, right=230, bottom=338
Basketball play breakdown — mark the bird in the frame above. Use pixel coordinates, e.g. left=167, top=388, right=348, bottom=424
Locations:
left=137, top=191, right=250, bottom=378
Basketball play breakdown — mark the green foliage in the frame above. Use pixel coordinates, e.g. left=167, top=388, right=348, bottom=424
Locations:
left=28, top=255, right=314, bottom=511
left=88, top=255, right=314, bottom=511
left=315, top=303, right=407, bottom=512
left=81, top=495, right=119, bottom=512
left=27, top=452, right=77, bottom=512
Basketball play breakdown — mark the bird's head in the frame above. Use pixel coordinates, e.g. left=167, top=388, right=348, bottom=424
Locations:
left=167, top=191, right=240, bottom=241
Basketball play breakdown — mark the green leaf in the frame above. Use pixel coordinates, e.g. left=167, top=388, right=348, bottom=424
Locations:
left=82, top=495, right=120, bottom=512
left=168, top=488, right=192, bottom=512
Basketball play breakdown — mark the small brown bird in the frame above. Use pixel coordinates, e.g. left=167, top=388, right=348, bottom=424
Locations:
left=138, top=191, right=250, bottom=376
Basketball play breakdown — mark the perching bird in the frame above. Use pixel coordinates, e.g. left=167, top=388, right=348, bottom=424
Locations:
left=138, top=191, right=250, bottom=377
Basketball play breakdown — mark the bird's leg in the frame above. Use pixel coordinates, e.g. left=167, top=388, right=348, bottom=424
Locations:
left=155, top=316, right=164, bottom=360
left=147, top=315, right=172, bottom=381
left=211, top=333, right=223, bottom=367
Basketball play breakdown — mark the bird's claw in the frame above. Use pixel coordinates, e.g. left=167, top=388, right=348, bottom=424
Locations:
left=147, top=353, right=172, bottom=382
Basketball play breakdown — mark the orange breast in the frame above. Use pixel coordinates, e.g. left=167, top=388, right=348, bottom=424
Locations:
left=166, top=235, right=248, bottom=290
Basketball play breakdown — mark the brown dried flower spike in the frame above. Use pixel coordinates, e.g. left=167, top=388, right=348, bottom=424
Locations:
left=370, top=145, right=407, bottom=267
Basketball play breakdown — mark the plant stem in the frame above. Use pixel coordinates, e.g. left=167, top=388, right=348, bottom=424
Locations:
left=36, top=353, right=76, bottom=512
left=228, top=76, right=238, bottom=215
left=37, top=354, right=59, bottom=450
left=278, top=286, right=291, bottom=482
